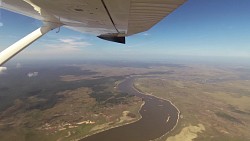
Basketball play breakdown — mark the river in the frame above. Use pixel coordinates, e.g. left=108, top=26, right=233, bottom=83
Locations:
left=80, top=77, right=179, bottom=141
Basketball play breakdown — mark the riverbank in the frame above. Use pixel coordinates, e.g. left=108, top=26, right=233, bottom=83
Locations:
left=76, top=79, right=145, bottom=141
left=133, top=80, right=181, bottom=141
left=79, top=77, right=180, bottom=141
left=76, top=102, right=144, bottom=140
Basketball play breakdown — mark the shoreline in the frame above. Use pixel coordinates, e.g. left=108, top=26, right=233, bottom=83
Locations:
left=76, top=102, right=145, bottom=141
left=132, top=79, right=181, bottom=141
left=76, top=77, right=180, bottom=141
left=75, top=78, right=145, bottom=141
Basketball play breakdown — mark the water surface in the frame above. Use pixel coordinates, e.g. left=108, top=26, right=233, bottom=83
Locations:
left=81, top=78, right=179, bottom=141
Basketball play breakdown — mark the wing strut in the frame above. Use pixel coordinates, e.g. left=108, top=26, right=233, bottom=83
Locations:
left=0, top=22, right=61, bottom=66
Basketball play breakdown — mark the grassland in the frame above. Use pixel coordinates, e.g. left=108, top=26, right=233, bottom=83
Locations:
left=166, top=124, right=205, bottom=141
left=134, top=64, right=250, bottom=141
left=0, top=63, right=144, bottom=141
left=0, top=84, right=143, bottom=141
left=1, top=61, right=250, bottom=141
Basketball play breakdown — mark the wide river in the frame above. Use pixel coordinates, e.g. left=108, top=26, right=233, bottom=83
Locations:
left=80, top=77, right=179, bottom=141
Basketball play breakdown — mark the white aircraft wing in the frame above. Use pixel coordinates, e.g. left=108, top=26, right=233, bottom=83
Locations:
left=0, top=0, right=186, bottom=65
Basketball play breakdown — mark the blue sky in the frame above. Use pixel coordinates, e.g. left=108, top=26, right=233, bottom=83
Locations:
left=1, top=0, right=250, bottom=63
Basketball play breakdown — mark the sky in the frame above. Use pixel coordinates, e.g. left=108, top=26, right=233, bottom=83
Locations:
left=0, top=0, right=250, bottom=64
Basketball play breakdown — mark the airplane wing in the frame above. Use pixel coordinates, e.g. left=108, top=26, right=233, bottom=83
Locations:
left=1, top=0, right=186, bottom=41
left=0, top=0, right=186, bottom=66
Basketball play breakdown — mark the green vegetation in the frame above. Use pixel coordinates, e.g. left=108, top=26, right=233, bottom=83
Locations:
left=134, top=64, right=250, bottom=141
left=1, top=62, right=250, bottom=141
left=215, top=112, right=242, bottom=124
left=0, top=65, right=143, bottom=141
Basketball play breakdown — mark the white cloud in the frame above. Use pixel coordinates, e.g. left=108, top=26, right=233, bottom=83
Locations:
left=59, top=38, right=91, bottom=47
left=0, top=67, right=7, bottom=74
left=41, top=37, right=91, bottom=53
left=27, top=72, right=38, bottom=78
left=21, top=37, right=92, bottom=58
left=0, top=22, right=3, bottom=27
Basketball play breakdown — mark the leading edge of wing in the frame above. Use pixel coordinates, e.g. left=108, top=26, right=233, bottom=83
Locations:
left=1, top=0, right=187, bottom=43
